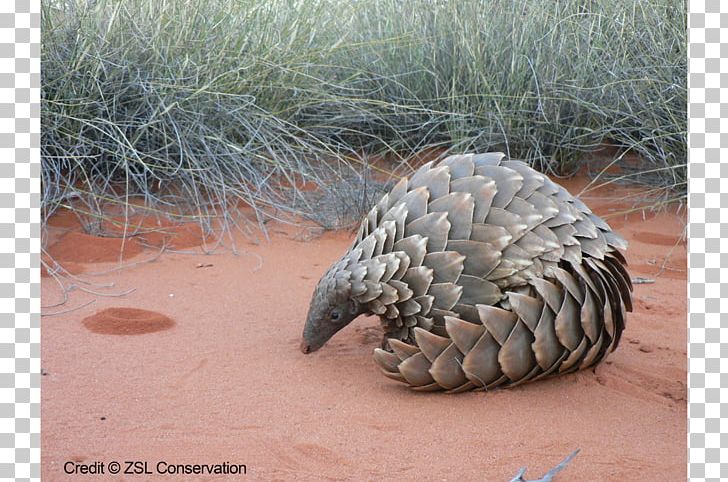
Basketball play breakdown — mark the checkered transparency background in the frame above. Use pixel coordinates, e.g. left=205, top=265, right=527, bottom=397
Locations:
left=689, top=1, right=725, bottom=481
left=0, top=1, right=709, bottom=482
left=4, top=0, right=39, bottom=481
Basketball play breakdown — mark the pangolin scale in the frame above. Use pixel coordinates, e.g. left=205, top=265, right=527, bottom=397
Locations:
left=301, top=152, right=632, bottom=392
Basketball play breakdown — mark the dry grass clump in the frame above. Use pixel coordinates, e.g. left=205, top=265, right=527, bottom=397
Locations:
left=42, top=0, right=686, bottom=237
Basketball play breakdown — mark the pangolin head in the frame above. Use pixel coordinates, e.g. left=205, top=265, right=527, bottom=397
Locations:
left=300, top=262, right=363, bottom=354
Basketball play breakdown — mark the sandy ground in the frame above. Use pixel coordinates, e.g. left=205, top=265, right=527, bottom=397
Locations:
left=41, top=177, right=686, bottom=481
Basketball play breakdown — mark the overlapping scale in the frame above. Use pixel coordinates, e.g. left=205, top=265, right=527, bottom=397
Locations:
left=311, top=152, right=632, bottom=391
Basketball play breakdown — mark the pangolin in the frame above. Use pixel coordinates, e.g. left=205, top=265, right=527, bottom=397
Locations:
left=300, top=152, right=632, bottom=392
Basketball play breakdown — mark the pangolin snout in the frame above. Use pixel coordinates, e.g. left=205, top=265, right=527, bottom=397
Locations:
left=300, top=337, right=325, bottom=354
left=300, top=323, right=325, bottom=354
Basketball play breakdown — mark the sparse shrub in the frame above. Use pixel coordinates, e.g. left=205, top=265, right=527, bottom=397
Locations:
left=42, top=0, right=686, bottom=235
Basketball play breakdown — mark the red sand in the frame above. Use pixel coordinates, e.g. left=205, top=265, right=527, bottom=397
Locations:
left=43, top=210, right=211, bottom=277
left=42, top=180, right=686, bottom=481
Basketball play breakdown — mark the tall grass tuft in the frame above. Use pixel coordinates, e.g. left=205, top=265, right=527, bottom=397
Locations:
left=42, top=0, right=686, bottom=235
left=302, top=0, right=686, bottom=183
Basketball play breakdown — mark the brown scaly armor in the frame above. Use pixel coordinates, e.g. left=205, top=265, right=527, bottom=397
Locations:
left=301, top=152, right=632, bottom=392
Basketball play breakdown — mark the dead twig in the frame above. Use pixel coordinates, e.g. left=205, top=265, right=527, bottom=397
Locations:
left=646, top=259, right=685, bottom=272
left=42, top=299, right=97, bottom=318
left=653, top=229, right=687, bottom=279
left=82, top=241, right=169, bottom=276
left=41, top=245, right=150, bottom=310
left=75, top=286, right=137, bottom=297
left=509, top=449, right=580, bottom=482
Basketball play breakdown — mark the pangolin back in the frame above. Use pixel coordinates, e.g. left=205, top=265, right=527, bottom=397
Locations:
left=311, top=152, right=632, bottom=392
